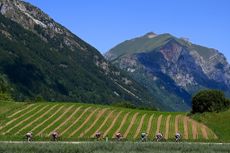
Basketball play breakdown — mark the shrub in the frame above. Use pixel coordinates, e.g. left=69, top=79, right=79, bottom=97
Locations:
left=112, top=101, right=136, bottom=109
left=0, top=93, right=13, bottom=101
left=192, top=89, right=230, bottom=113
left=0, top=74, right=13, bottom=101
left=34, top=95, right=45, bottom=102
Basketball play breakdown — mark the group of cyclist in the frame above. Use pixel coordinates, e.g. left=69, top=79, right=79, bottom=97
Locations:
left=93, top=131, right=181, bottom=142
left=25, top=131, right=59, bottom=142
left=25, top=131, right=181, bottom=142
left=141, top=131, right=181, bottom=142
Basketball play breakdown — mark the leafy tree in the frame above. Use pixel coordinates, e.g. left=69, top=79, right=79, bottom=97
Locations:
left=192, top=90, right=230, bottom=113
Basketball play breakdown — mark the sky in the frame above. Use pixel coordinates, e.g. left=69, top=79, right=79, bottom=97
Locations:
left=24, top=0, right=230, bottom=61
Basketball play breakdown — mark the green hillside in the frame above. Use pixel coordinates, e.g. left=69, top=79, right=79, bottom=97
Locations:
left=0, top=101, right=218, bottom=141
left=106, top=32, right=216, bottom=62
left=106, top=33, right=173, bottom=61
left=0, top=13, right=132, bottom=103
left=0, top=0, right=160, bottom=109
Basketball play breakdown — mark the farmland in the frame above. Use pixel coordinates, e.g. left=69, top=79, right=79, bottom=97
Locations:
left=0, top=101, right=217, bottom=141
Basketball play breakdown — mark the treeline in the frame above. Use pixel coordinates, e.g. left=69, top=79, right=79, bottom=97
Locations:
left=112, top=101, right=157, bottom=111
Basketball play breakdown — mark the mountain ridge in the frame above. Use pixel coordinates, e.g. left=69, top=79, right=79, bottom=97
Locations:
left=105, top=32, right=230, bottom=111
left=0, top=0, right=160, bottom=109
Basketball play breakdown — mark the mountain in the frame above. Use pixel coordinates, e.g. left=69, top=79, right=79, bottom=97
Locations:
left=105, top=32, right=230, bottom=111
left=0, top=0, right=159, bottom=108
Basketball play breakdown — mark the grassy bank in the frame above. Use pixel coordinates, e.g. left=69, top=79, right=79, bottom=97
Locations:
left=192, top=109, right=230, bottom=142
left=0, top=142, right=229, bottom=153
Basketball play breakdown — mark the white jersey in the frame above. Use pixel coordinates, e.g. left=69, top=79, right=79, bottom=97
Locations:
left=52, top=132, right=58, bottom=136
left=157, top=133, right=163, bottom=137
left=26, top=132, right=32, bottom=137
left=96, top=132, right=101, bottom=135
left=176, top=133, right=181, bottom=137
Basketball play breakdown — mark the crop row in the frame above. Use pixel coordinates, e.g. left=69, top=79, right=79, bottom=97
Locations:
left=0, top=103, right=217, bottom=140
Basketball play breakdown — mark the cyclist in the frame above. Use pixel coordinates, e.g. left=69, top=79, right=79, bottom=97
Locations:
left=175, top=132, right=181, bottom=142
left=115, top=132, right=122, bottom=141
left=51, top=131, right=59, bottom=141
left=25, top=132, right=33, bottom=142
left=95, top=131, right=101, bottom=141
left=141, top=132, right=147, bottom=142
left=155, top=132, right=163, bottom=142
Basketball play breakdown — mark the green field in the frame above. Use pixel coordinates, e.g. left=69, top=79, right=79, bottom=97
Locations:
left=0, top=142, right=229, bottom=153
left=192, top=109, right=230, bottom=142
left=0, top=101, right=217, bottom=141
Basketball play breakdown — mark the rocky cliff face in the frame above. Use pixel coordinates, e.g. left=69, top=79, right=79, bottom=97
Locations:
left=0, top=0, right=92, bottom=53
left=105, top=33, right=230, bottom=111
left=0, top=0, right=158, bottom=108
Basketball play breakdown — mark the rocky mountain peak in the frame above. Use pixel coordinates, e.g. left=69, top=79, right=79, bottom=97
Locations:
left=159, top=39, right=183, bottom=63
left=0, top=0, right=91, bottom=52
left=106, top=33, right=230, bottom=111
left=0, top=0, right=68, bottom=34
left=144, top=32, right=157, bottom=38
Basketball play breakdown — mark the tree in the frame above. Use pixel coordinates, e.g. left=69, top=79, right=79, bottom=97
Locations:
left=192, top=89, right=230, bottom=113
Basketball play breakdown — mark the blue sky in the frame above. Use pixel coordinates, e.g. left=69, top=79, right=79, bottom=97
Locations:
left=25, top=0, right=230, bottom=61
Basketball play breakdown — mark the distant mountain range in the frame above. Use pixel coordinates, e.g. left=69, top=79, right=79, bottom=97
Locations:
left=0, top=0, right=158, bottom=108
left=105, top=32, right=230, bottom=111
left=1, top=0, right=229, bottom=111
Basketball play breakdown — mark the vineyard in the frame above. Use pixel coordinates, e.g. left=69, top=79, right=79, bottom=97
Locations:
left=0, top=102, right=217, bottom=141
